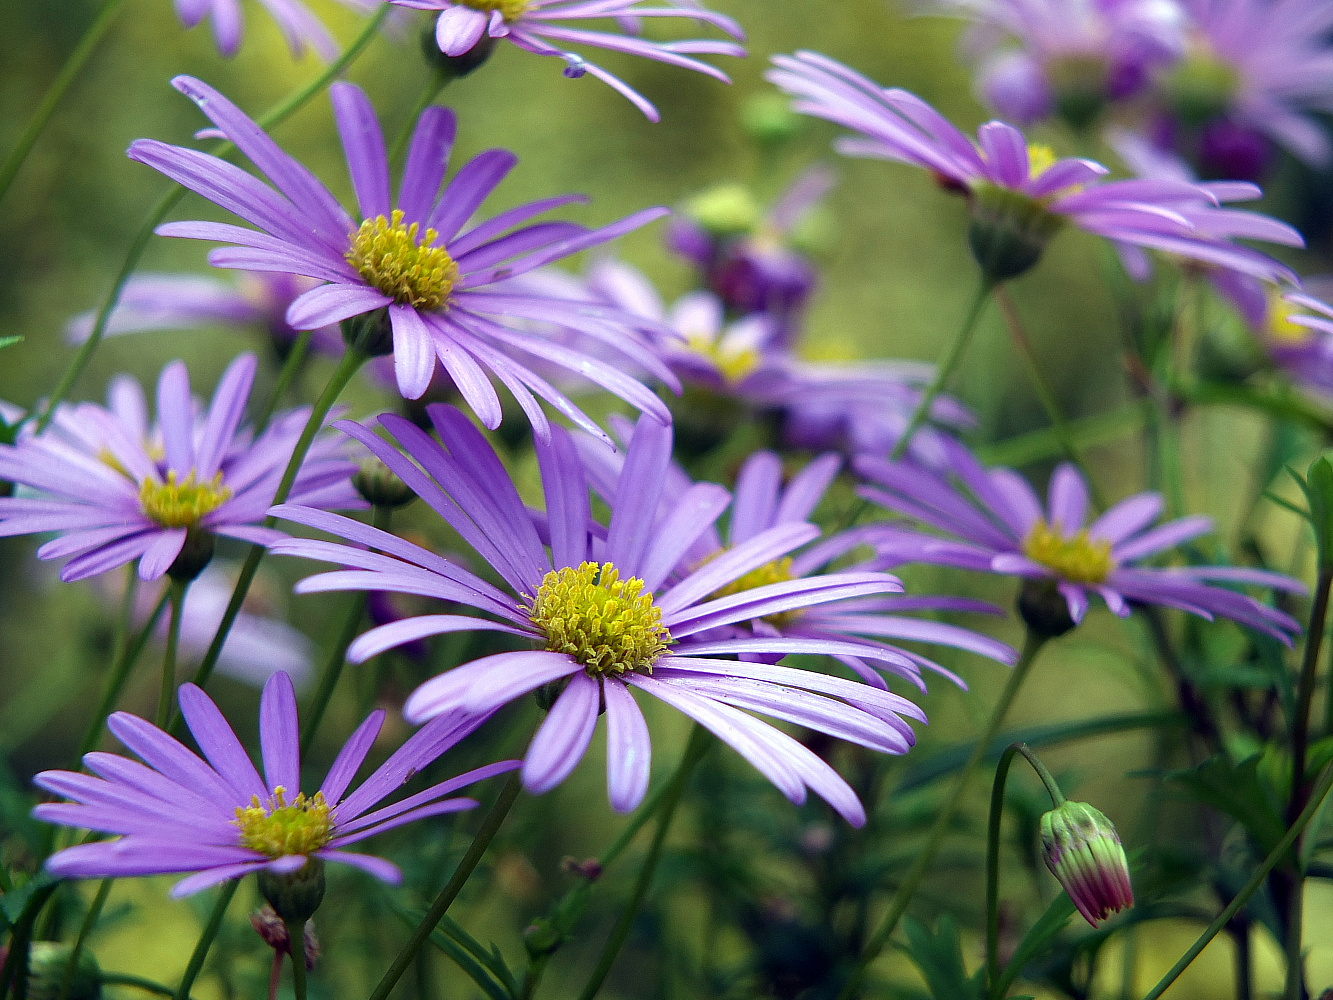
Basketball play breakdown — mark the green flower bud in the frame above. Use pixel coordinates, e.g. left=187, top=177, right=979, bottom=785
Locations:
left=1040, top=800, right=1133, bottom=927
left=342, top=307, right=394, bottom=357
left=258, top=856, right=326, bottom=924
left=685, top=184, right=761, bottom=239
left=1017, top=578, right=1079, bottom=639
left=741, top=93, right=802, bottom=148
left=26, top=942, right=102, bottom=1000
left=353, top=458, right=417, bottom=509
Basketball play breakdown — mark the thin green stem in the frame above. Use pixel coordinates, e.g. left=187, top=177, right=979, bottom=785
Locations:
left=60, top=878, right=113, bottom=1000
left=838, top=630, right=1048, bottom=1000
left=173, top=879, right=240, bottom=1000
left=30, top=6, right=388, bottom=433
left=0, top=883, right=59, bottom=1000
left=254, top=329, right=313, bottom=434
left=889, top=279, right=995, bottom=461
left=285, top=920, right=308, bottom=1000
left=100, top=973, right=197, bottom=999
left=156, top=580, right=188, bottom=728
left=1142, top=763, right=1333, bottom=1000
left=77, top=582, right=167, bottom=759
left=368, top=772, right=523, bottom=1000
left=0, top=0, right=130, bottom=204
left=388, top=70, right=451, bottom=167
left=986, top=742, right=1065, bottom=998
left=573, top=726, right=711, bottom=1000
left=170, top=348, right=368, bottom=731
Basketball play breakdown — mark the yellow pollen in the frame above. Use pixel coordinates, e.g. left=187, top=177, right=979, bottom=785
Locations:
left=707, top=556, right=800, bottom=627
left=457, top=0, right=529, bottom=19
left=1027, top=144, right=1058, bottom=180
left=1022, top=519, right=1115, bottom=584
left=346, top=209, right=459, bottom=310
left=527, top=562, right=671, bottom=676
left=1265, top=290, right=1311, bottom=345
left=139, top=471, right=231, bottom=529
left=233, top=787, right=333, bottom=859
left=687, top=331, right=760, bottom=383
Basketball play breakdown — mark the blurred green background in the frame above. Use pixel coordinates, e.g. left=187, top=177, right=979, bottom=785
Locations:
left=1, top=0, right=1331, bottom=997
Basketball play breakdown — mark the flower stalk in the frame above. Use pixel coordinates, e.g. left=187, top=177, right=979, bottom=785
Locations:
left=156, top=580, right=188, bottom=728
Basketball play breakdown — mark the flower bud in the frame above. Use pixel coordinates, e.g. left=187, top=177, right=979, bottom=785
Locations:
left=251, top=904, right=320, bottom=970
left=26, top=942, right=102, bottom=1000
left=1040, top=800, right=1133, bottom=927
left=741, top=93, right=801, bottom=148
left=420, top=23, right=496, bottom=78
left=353, top=458, right=416, bottom=509
left=258, top=857, right=326, bottom=924
left=342, top=307, right=393, bottom=357
left=968, top=185, right=1064, bottom=283
left=685, top=184, right=761, bottom=239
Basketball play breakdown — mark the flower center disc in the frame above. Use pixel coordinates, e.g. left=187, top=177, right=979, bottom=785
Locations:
left=1022, top=519, right=1114, bottom=584
left=346, top=209, right=459, bottom=311
left=459, top=0, right=530, bottom=19
left=234, top=787, right=333, bottom=858
left=528, top=562, right=672, bottom=676
left=688, top=332, right=761, bottom=383
left=1266, top=290, right=1311, bottom=345
left=708, top=556, right=799, bottom=626
left=139, top=471, right=232, bottom=528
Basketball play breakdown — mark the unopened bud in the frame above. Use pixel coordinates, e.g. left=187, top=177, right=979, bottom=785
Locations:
left=258, top=857, right=326, bottom=924
left=251, top=904, right=320, bottom=969
left=1040, top=801, right=1133, bottom=927
left=342, top=307, right=393, bottom=357
left=353, top=458, right=416, bottom=509
left=560, top=856, right=603, bottom=880
left=26, top=942, right=101, bottom=1000
left=685, top=184, right=761, bottom=239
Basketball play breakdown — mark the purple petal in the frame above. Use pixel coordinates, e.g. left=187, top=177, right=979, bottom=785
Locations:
left=177, top=683, right=268, bottom=802
left=521, top=672, right=600, bottom=794
left=604, top=680, right=651, bottom=813
left=259, top=672, right=301, bottom=794
left=331, top=82, right=391, bottom=221
left=319, top=710, right=386, bottom=806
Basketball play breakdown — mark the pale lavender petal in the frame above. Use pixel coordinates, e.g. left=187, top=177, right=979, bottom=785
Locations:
left=1113, top=515, right=1213, bottom=562
left=259, top=672, right=301, bottom=794
left=320, top=850, right=403, bottom=883
left=603, top=680, right=651, bottom=813
left=521, top=672, right=600, bottom=794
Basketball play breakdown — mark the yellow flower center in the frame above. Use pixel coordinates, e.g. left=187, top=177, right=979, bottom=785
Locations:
left=346, top=209, right=460, bottom=311
left=457, top=0, right=530, bottom=19
left=139, top=471, right=232, bottom=529
left=528, top=562, right=672, bottom=676
left=1022, top=519, right=1115, bottom=584
left=1265, top=291, right=1311, bottom=345
left=687, top=331, right=761, bottom=383
left=1027, top=144, right=1058, bottom=180
left=233, top=787, right=333, bottom=859
left=707, top=556, right=799, bottom=627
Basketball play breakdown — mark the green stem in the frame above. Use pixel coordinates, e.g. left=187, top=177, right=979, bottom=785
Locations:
left=0, top=0, right=130, bottom=204
left=170, top=348, right=368, bottom=731
left=29, top=6, right=388, bottom=434
left=0, top=883, right=59, bottom=1000
left=77, top=583, right=167, bottom=759
left=838, top=629, right=1048, bottom=1000
left=285, top=920, right=308, bottom=1000
left=1142, top=763, right=1333, bottom=1000
left=173, top=879, right=240, bottom=1000
left=368, top=772, right=523, bottom=1000
left=254, top=330, right=313, bottom=435
left=388, top=70, right=451, bottom=168
left=100, top=973, right=197, bottom=998
left=60, top=878, right=113, bottom=1000
left=156, top=580, right=188, bottom=728
left=889, top=279, right=995, bottom=461
left=986, top=742, right=1065, bottom=997
left=573, top=726, right=711, bottom=1000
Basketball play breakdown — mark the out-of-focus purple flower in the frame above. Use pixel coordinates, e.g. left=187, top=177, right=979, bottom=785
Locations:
left=272, top=406, right=927, bottom=825
left=129, top=77, right=676, bottom=440
left=857, top=446, right=1304, bottom=640
left=932, top=0, right=1186, bottom=128
left=1157, top=0, right=1333, bottom=174
left=1268, top=290, right=1333, bottom=396
left=0, top=354, right=362, bottom=583
left=394, top=0, right=745, bottom=121
left=66, top=272, right=342, bottom=359
left=768, top=51, right=1299, bottom=284
left=176, top=0, right=380, bottom=59
left=36, top=671, right=517, bottom=896
left=666, top=167, right=834, bottom=342
left=577, top=428, right=1018, bottom=692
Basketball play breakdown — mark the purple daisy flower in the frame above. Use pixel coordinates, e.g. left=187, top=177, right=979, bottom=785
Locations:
left=0, top=353, right=362, bottom=583
left=855, top=445, right=1304, bottom=641
left=66, top=271, right=342, bottom=359
left=175, top=0, right=379, bottom=59
left=1266, top=290, right=1333, bottom=395
left=766, top=51, right=1298, bottom=284
left=931, top=0, right=1186, bottom=127
left=271, top=405, right=929, bottom=825
left=36, top=671, right=517, bottom=895
left=394, top=0, right=746, bottom=122
left=575, top=428, right=1019, bottom=692
left=128, top=77, right=676, bottom=440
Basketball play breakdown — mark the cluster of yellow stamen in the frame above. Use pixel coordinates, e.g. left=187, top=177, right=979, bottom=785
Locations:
left=1022, top=519, right=1115, bottom=584
left=707, top=555, right=800, bottom=627
left=346, top=209, right=459, bottom=311
left=528, top=562, right=672, bottom=676
left=233, top=787, right=334, bottom=859
left=686, top=331, right=761, bottom=383
left=1264, top=289, right=1311, bottom=345
left=139, top=471, right=231, bottom=528
left=458, top=0, right=530, bottom=19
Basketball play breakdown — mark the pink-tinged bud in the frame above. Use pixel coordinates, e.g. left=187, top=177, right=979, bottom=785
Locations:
left=250, top=904, right=320, bottom=970
left=1040, top=801, right=1134, bottom=927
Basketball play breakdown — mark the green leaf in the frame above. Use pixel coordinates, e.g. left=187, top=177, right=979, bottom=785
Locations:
left=992, top=893, right=1076, bottom=999
left=1304, top=456, right=1333, bottom=568
left=392, top=905, right=514, bottom=1000
left=899, top=916, right=984, bottom=1000
left=0, top=336, right=20, bottom=350
left=1167, top=754, right=1286, bottom=853
left=1262, top=491, right=1311, bottom=522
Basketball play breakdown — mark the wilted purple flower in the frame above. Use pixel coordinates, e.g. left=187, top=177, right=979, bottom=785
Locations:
left=273, top=406, right=928, bottom=825
left=931, top=0, right=1186, bottom=127
left=858, top=447, right=1304, bottom=640
left=0, top=354, right=362, bottom=583
left=66, top=272, right=341, bottom=359
left=395, top=0, right=745, bottom=121
left=176, top=0, right=379, bottom=59
left=767, top=51, right=1299, bottom=284
left=36, top=671, right=517, bottom=896
left=129, top=77, right=675, bottom=440
left=576, top=431, right=1018, bottom=692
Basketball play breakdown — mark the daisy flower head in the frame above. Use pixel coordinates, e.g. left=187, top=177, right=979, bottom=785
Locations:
left=128, top=77, right=675, bottom=441
left=931, top=0, right=1186, bottom=129
left=272, top=406, right=928, bottom=825
left=175, top=0, right=380, bottom=60
left=575, top=429, right=1019, bottom=693
left=766, top=51, right=1298, bottom=285
left=0, top=353, right=363, bottom=584
left=394, top=0, right=746, bottom=122
left=856, top=445, right=1304, bottom=640
left=37, top=671, right=518, bottom=909
left=1265, top=290, right=1333, bottom=396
